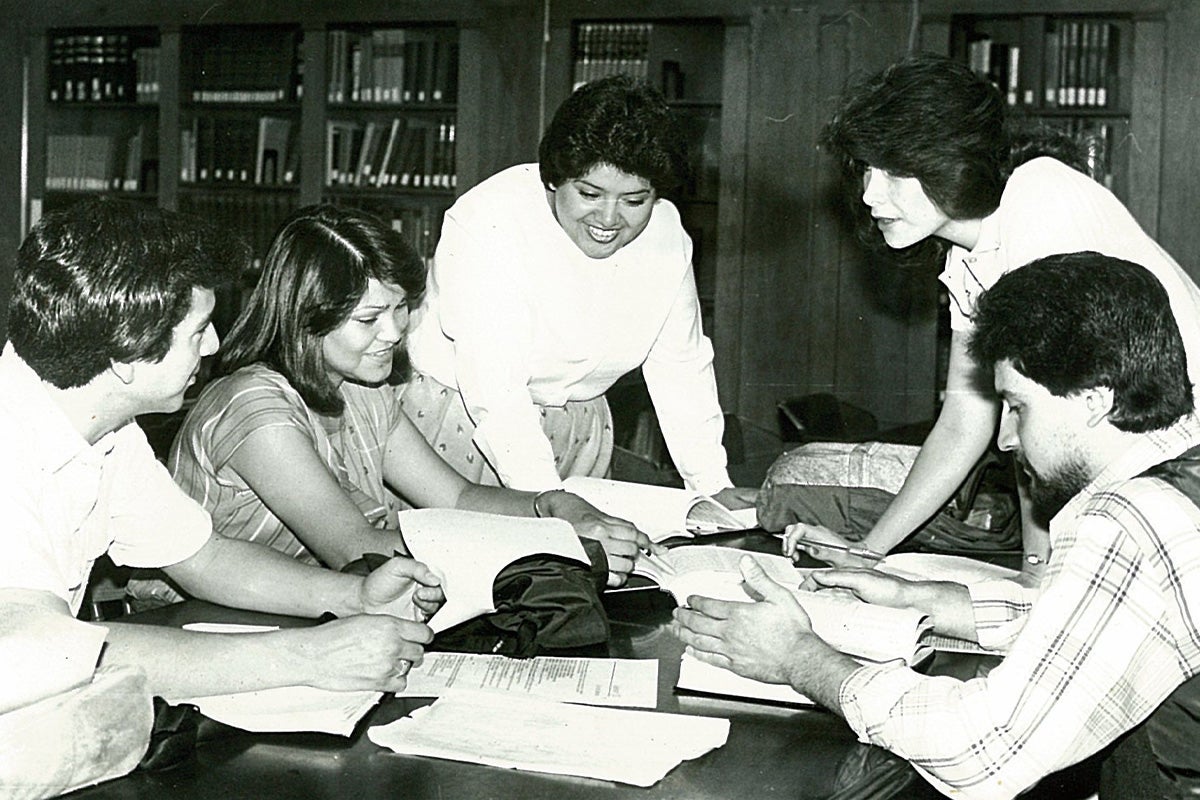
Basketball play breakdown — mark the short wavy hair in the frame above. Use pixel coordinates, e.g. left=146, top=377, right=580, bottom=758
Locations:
left=539, top=74, right=688, bottom=195
left=969, top=252, right=1193, bottom=432
left=217, top=204, right=426, bottom=415
left=823, top=53, right=1085, bottom=268
left=9, top=197, right=245, bottom=388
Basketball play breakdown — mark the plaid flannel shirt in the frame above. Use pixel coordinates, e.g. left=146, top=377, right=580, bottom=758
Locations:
left=838, top=415, right=1200, bottom=799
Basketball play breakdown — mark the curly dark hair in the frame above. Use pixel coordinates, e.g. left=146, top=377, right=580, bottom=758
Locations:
left=217, top=204, right=427, bottom=415
left=539, top=74, right=688, bottom=195
left=9, top=197, right=245, bottom=388
left=970, top=251, right=1193, bottom=433
left=824, top=53, right=1087, bottom=268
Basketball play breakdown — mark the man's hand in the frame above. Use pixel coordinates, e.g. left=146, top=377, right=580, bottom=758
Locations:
left=547, top=491, right=662, bottom=587
left=783, top=522, right=881, bottom=568
left=358, top=555, right=445, bottom=621
left=712, top=486, right=758, bottom=511
left=672, top=555, right=816, bottom=684
left=295, top=614, right=433, bottom=693
left=801, top=567, right=914, bottom=608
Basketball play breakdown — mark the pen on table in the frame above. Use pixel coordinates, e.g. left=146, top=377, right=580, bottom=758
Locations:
left=789, top=536, right=885, bottom=562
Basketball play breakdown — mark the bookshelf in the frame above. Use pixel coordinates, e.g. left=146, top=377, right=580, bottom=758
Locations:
left=949, top=14, right=1135, bottom=200
left=42, top=27, right=162, bottom=214
left=321, top=23, right=459, bottom=263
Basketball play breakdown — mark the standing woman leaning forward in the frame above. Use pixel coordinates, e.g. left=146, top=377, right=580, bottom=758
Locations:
left=128, top=205, right=650, bottom=608
left=782, top=54, right=1200, bottom=571
left=402, top=75, right=753, bottom=509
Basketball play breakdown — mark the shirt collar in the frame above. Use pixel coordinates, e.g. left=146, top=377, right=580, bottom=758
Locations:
left=0, top=343, right=108, bottom=473
left=1053, top=414, right=1200, bottom=528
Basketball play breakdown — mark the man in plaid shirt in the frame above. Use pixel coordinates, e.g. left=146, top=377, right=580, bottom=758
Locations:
left=675, top=251, right=1200, bottom=799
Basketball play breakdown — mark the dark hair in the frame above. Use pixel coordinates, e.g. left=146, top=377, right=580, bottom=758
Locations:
left=823, top=53, right=1087, bottom=268
left=218, top=205, right=426, bottom=415
left=8, top=197, right=245, bottom=389
left=539, top=74, right=687, bottom=195
left=969, top=252, right=1193, bottom=432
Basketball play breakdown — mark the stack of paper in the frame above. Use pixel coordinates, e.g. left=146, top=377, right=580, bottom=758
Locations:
left=563, top=476, right=756, bottom=541
left=369, top=689, right=729, bottom=786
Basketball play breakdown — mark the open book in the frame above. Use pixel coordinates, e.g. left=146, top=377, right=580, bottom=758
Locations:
left=635, top=545, right=933, bottom=666
left=398, top=508, right=590, bottom=633
left=562, top=476, right=757, bottom=541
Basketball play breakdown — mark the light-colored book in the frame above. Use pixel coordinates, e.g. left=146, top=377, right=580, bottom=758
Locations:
left=635, top=546, right=933, bottom=666
left=562, top=476, right=756, bottom=542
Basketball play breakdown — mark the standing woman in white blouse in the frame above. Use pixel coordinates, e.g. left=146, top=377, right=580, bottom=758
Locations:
left=404, top=75, right=752, bottom=509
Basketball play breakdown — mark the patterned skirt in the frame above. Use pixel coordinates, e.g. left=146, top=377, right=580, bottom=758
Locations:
left=398, top=371, right=613, bottom=487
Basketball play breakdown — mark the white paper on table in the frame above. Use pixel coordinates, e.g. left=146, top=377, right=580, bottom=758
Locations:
left=368, top=689, right=729, bottom=787
left=676, top=652, right=815, bottom=706
left=175, top=622, right=381, bottom=735
left=397, top=652, right=658, bottom=708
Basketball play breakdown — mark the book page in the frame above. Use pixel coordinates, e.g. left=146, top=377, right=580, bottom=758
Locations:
left=398, top=652, right=657, bottom=708
left=398, top=509, right=588, bottom=632
left=633, top=547, right=803, bottom=603
left=878, top=552, right=1020, bottom=584
left=676, top=652, right=815, bottom=706
left=563, top=477, right=742, bottom=541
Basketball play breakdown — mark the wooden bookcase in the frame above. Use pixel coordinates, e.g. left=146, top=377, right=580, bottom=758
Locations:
left=320, top=23, right=459, bottom=264
left=41, top=28, right=162, bottom=215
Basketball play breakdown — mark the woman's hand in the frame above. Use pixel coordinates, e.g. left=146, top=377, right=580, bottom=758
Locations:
left=543, top=491, right=662, bottom=587
left=782, top=522, right=882, bottom=568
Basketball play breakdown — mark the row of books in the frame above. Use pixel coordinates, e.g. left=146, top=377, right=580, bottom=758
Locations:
left=48, top=33, right=160, bottom=104
left=185, top=28, right=301, bottom=104
left=177, top=192, right=300, bottom=272
left=327, top=28, right=459, bottom=105
left=1044, top=19, right=1119, bottom=108
left=45, top=130, right=158, bottom=193
left=326, top=116, right=456, bottom=191
left=571, top=22, right=653, bottom=90
left=179, top=115, right=299, bottom=186
left=968, top=19, right=1119, bottom=110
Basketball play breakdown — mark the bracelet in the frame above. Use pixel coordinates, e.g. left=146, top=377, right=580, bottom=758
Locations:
left=533, top=488, right=566, bottom=518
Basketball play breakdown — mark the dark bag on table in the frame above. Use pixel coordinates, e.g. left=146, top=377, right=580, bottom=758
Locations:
left=344, top=540, right=611, bottom=659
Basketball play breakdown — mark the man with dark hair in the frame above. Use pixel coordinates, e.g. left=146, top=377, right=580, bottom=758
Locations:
left=0, top=198, right=443, bottom=704
left=675, top=251, right=1200, bottom=799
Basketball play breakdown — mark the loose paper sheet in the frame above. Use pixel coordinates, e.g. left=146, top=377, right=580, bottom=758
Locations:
left=398, top=652, right=658, bottom=708
left=676, top=651, right=815, bottom=706
left=398, top=508, right=589, bottom=632
left=369, top=689, right=729, bottom=787
left=175, top=623, right=381, bottom=735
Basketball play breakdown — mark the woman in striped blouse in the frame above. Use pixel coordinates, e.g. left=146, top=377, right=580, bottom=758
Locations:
left=129, top=205, right=649, bottom=607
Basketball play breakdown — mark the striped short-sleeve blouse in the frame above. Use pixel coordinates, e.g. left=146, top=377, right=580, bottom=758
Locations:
left=169, top=363, right=401, bottom=566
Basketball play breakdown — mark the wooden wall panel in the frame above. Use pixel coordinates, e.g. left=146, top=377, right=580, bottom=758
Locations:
left=733, top=2, right=932, bottom=434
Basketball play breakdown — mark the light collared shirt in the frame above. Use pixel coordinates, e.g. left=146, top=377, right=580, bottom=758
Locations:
left=406, top=163, right=731, bottom=494
left=0, top=344, right=211, bottom=616
left=939, top=156, right=1200, bottom=402
left=837, top=415, right=1200, bottom=799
